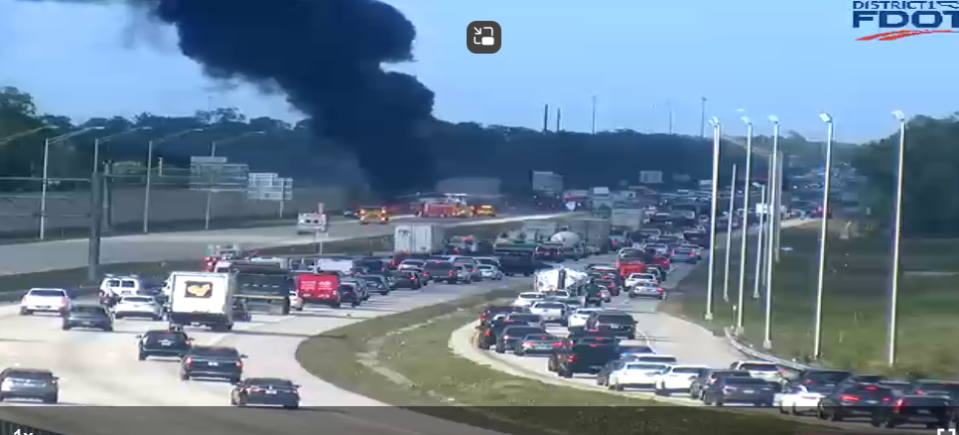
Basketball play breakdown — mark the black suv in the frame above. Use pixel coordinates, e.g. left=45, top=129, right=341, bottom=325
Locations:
left=585, top=312, right=636, bottom=339
left=817, top=384, right=896, bottom=421
left=180, top=346, right=246, bottom=383
left=137, top=329, right=193, bottom=360
left=477, top=318, right=528, bottom=350
left=872, top=395, right=954, bottom=429
left=62, top=304, right=113, bottom=331
left=551, top=343, right=619, bottom=378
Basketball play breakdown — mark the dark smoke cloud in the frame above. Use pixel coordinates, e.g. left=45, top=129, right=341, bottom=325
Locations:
left=21, top=0, right=437, bottom=199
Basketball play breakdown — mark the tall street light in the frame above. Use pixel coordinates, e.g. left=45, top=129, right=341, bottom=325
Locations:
left=142, top=128, right=205, bottom=233
left=764, top=115, right=780, bottom=350
left=92, top=126, right=154, bottom=174
left=813, top=111, right=835, bottom=360
left=205, top=131, right=266, bottom=230
left=723, top=164, right=738, bottom=303
left=752, top=182, right=767, bottom=300
left=704, top=116, right=722, bottom=321
left=735, top=116, right=754, bottom=334
left=0, top=126, right=54, bottom=145
left=40, top=126, right=106, bottom=240
left=887, top=110, right=907, bottom=367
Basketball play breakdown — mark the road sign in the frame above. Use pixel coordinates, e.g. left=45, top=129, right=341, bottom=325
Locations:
left=189, top=156, right=248, bottom=192
left=639, top=170, right=663, bottom=184
left=246, top=172, right=293, bottom=201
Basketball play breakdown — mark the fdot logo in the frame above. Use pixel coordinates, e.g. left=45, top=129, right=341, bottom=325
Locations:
left=853, top=1, right=959, bottom=40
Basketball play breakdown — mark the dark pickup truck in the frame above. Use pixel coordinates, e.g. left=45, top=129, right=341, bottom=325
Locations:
left=497, top=252, right=538, bottom=277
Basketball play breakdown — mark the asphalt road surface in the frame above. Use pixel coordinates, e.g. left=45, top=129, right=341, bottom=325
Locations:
left=0, top=213, right=567, bottom=276
left=0, top=273, right=542, bottom=435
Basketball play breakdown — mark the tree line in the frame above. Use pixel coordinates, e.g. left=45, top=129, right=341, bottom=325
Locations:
left=0, top=85, right=859, bottom=198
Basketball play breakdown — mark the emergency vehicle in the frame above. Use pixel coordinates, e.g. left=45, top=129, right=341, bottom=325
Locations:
left=359, top=206, right=389, bottom=225
left=419, top=200, right=473, bottom=218
left=295, top=272, right=346, bottom=308
left=473, top=204, right=496, bottom=217
left=616, top=257, right=647, bottom=278
left=201, top=244, right=243, bottom=272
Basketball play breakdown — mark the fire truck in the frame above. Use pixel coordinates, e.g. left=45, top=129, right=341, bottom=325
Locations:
left=473, top=204, right=496, bottom=217
left=359, top=206, right=389, bottom=225
left=418, top=200, right=473, bottom=218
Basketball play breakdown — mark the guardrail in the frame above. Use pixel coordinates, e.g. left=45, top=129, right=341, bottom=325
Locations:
left=723, top=326, right=818, bottom=372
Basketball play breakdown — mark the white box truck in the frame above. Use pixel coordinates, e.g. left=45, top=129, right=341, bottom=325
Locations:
left=394, top=224, right=445, bottom=254
left=611, top=208, right=645, bottom=231
left=167, top=271, right=236, bottom=331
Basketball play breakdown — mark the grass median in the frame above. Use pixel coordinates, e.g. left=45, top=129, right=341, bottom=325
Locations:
left=664, top=221, right=959, bottom=377
left=295, top=286, right=819, bottom=435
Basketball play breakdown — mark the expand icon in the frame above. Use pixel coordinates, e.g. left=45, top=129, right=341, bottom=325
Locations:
left=467, top=21, right=502, bottom=54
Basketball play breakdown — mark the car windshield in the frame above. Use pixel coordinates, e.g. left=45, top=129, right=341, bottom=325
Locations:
left=915, top=382, right=959, bottom=394
left=248, top=378, right=294, bottom=388
left=807, top=371, right=851, bottom=382
left=401, top=260, right=425, bottom=267
left=637, top=356, right=676, bottom=363
left=503, top=327, right=544, bottom=336
left=534, top=302, right=564, bottom=309
left=478, top=265, right=494, bottom=270
left=620, top=345, right=654, bottom=353
left=191, top=347, right=239, bottom=358
left=477, top=259, right=499, bottom=266
left=70, top=306, right=107, bottom=315
left=675, top=248, right=694, bottom=254
left=740, top=363, right=779, bottom=372
left=724, top=377, right=770, bottom=386
left=145, top=331, right=188, bottom=342
left=625, top=363, right=666, bottom=371
left=424, top=262, right=453, bottom=271
left=673, top=367, right=707, bottom=375
left=29, top=289, right=66, bottom=297
left=7, top=371, right=53, bottom=381
left=508, top=314, right=540, bottom=322
left=519, top=293, right=543, bottom=300
left=122, top=297, right=153, bottom=304
left=597, top=314, right=633, bottom=323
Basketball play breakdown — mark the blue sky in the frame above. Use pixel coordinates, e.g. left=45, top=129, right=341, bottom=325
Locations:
left=0, top=0, right=953, bottom=142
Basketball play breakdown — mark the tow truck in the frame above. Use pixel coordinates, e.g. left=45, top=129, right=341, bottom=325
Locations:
left=473, top=204, right=496, bottom=217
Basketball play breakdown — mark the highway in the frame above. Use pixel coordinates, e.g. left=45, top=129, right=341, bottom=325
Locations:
left=0, top=212, right=572, bottom=435
left=450, top=256, right=743, bottom=407
left=0, top=213, right=567, bottom=276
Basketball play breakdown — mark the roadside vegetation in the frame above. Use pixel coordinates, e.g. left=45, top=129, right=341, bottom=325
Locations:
left=296, top=287, right=819, bottom=435
left=666, top=222, right=959, bottom=377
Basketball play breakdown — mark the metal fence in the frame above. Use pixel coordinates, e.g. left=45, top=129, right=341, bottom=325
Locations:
left=0, top=172, right=354, bottom=240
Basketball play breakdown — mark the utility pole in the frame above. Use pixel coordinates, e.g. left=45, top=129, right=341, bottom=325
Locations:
left=542, top=104, right=550, bottom=132
left=700, top=96, right=707, bottom=139
left=555, top=108, right=562, bottom=132
left=87, top=171, right=105, bottom=283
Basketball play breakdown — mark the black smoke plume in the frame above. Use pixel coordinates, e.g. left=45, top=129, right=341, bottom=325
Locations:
left=21, top=0, right=437, bottom=199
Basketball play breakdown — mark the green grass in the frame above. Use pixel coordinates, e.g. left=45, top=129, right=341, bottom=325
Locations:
left=666, top=222, right=959, bottom=377
left=295, top=288, right=820, bottom=435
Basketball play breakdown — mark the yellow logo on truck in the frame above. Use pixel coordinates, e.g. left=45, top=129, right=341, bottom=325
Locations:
left=184, top=281, right=213, bottom=298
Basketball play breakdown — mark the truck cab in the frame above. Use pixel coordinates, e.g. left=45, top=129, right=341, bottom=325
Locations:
left=359, top=206, right=389, bottom=225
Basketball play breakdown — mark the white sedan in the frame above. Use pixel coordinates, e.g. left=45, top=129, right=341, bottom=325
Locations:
left=566, top=307, right=602, bottom=328
left=511, top=292, right=545, bottom=308
left=113, top=295, right=164, bottom=320
left=625, top=273, right=659, bottom=288
left=774, top=384, right=829, bottom=415
left=478, top=265, right=504, bottom=280
left=608, top=362, right=670, bottom=390
left=653, top=364, right=709, bottom=396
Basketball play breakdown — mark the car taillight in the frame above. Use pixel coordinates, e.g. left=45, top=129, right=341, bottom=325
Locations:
left=503, top=335, right=510, bottom=340
left=60, top=297, right=68, bottom=305
left=449, top=271, right=455, bottom=276
left=185, top=358, right=194, bottom=365
left=566, top=355, right=577, bottom=362
left=521, top=341, right=533, bottom=346
left=657, top=288, right=664, bottom=292
left=892, top=398, right=905, bottom=412
left=865, top=386, right=878, bottom=390
left=589, top=344, right=598, bottom=347
left=237, top=361, right=243, bottom=368
left=722, top=386, right=738, bottom=393
left=915, top=390, right=925, bottom=394
left=839, top=395, right=860, bottom=402
left=411, top=276, right=417, bottom=280
left=484, top=330, right=492, bottom=336
left=881, top=397, right=892, bottom=402
left=247, top=387, right=262, bottom=393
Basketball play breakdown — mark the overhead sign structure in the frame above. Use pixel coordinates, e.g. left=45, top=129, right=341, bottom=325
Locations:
left=189, top=156, right=249, bottom=192
left=246, top=172, right=293, bottom=201
left=639, top=170, right=664, bottom=184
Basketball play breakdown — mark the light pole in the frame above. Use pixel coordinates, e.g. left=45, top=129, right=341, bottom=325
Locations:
left=764, top=115, right=780, bottom=350
left=92, top=127, right=153, bottom=174
left=752, top=183, right=767, bottom=300
left=735, top=116, right=754, bottom=334
left=40, top=126, right=106, bottom=240
left=143, top=128, right=205, bottom=233
left=723, top=164, right=737, bottom=303
left=887, top=110, right=907, bottom=367
left=700, top=97, right=707, bottom=139
left=667, top=101, right=675, bottom=134
left=704, top=116, right=722, bottom=321
left=813, top=112, right=835, bottom=360
left=0, top=126, right=54, bottom=145
left=205, top=131, right=266, bottom=230
left=590, top=95, right=597, bottom=134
